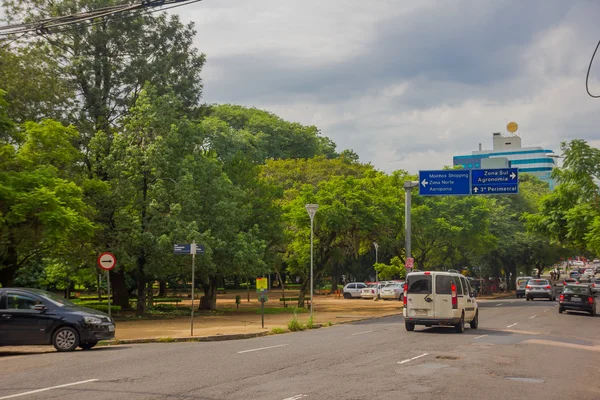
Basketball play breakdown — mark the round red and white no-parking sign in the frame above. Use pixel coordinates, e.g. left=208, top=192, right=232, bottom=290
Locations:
left=97, top=252, right=117, bottom=271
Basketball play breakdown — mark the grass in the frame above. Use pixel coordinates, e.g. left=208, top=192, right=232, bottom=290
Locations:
left=287, top=310, right=307, bottom=332
left=255, top=307, right=308, bottom=315
left=325, top=321, right=333, bottom=327
left=271, top=327, right=287, bottom=334
left=306, top=314, right=315, bottom=329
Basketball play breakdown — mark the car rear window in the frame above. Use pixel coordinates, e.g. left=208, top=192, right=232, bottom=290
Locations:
left=435, top=275, right=452, bottom=295
left=529, top=280, right=548, bottom=285
left=564, top=286, right=591, bottom=295
left=407, top=275, right=432, bottom=294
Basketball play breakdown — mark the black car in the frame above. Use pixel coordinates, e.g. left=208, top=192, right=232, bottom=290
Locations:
left=0, top=288, right=115, bottom=351
left=559, top=284, right=596, bottom=316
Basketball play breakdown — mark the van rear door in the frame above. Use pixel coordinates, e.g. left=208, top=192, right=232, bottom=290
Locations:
left=406, top=274, right=434, bottom=318
left=433, top=274, right=453, bottom=319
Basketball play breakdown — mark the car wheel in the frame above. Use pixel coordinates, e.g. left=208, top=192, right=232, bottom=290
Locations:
left=558, top=307, right=564, bottom=314
left=405, top=321, right=415, bottom=332
left=79, top=341, right=98, bottom=350
left=454, top=313, right=465, bottom=333
left=469, top=310, right=479, bottom=329
left=343, top=293, right=351, bottom=299
left=52, top=327, right=79, bottom=352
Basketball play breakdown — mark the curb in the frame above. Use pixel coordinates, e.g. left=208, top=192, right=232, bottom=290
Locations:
left=100, top=331, right=268, bottom=346
left=99, top=313, right=403, bottom=346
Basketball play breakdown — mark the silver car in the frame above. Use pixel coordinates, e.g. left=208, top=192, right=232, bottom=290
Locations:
left=380, top=283, right=405, bottom=301
left=526, top=279, right=555, bottom=301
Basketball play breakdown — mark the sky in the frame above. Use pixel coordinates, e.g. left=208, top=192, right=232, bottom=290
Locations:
left=174, top=0, right=600, bottom=174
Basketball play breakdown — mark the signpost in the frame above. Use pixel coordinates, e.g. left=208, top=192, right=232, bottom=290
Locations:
left=419, top=170, right=471, bottom=196
left=418, top=168, right=519, bottom=196
left=174, top=243, right=205, bottom=336
left=256, top=277, right=268, bottom=328
left=405, top=257, right=414, bottom=275
left=471, top=168, right=519, bottom=195
left=97, top=252, right=116, bottom=318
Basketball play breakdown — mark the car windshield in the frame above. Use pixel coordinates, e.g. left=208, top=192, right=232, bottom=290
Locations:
left=36, top=290, right=77, bottom=307
left=564, top=286, right=591, bottom=295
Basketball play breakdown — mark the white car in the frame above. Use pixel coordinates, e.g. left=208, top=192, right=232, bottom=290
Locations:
left=403, top=271, right=479, bottom=333
left=361, top=283, right=386, bottom=299
left=583, top=268, right=595, bottom=278
left=380, top=283, right=405, bottom=300
left=342, top=282, right=367, bottom=298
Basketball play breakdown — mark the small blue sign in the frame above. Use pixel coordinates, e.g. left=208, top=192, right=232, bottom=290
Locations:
left=419, top=170, right=471, bottom=196
left=174, top=244, right=205, bottom=255
left=471, top=168, right=519, bottom=195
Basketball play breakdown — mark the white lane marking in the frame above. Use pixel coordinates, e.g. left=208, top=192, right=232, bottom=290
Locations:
left=351, top=330, right=374, bottom=336
left=237, top=344, right=288, bottom=354
left=282, top=395, right=307, bottom=400
left=496, top=303, right=503, bottom=306
left=398, top=353, right=429, bottom=364
left=507, top=323, right=518, bottom=328
left=529, top=315, right=537, bottom=319
left=544, top=309, right=551, bottom=312
left=475, top=334, right=488, bottom=339
left=0, top=379, right=99, bottom=399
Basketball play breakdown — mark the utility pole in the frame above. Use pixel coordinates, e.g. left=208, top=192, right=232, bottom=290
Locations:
left=403, top=181, right=419, bottom=261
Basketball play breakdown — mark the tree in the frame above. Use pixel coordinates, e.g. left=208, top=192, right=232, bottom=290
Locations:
left=525, top=140, right=600, bottom=257
left=0, top=96, right=95, bottom=286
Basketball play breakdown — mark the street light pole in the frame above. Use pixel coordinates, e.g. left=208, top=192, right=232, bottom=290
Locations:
left=373, top=242, right=379, bottom=299
left=305, top=204, right=319, bottom=319
left=403, top=181, right=419, bottom=260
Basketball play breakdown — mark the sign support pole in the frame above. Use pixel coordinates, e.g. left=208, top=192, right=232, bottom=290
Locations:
left=107, top=271, right=111, bottom=319
left=261, top=293, right=265, bottom=328
left=191, top=241, right=196, bottom=337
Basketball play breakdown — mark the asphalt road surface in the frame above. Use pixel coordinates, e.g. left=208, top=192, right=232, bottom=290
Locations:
left=1, top=298, right=599, bottom=400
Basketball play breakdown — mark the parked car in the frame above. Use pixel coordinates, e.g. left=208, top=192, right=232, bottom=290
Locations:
left=0, top=288, right=115, bottom=351
left=361, top=283, right=386, bottom=299
left=342, top=282, right=367, bottom=299
left=587, top=278, right=600, bottom=296
left=380, top=283, right=405, bottom=301
left=583, top=268, right=596, bottom=278
left=525, top=279, right=555, bottom=301
left=516, top=276, right=533, bottom=298
left=403, top=271, right=478, bottom=333
left=559, top=284, right=596, bottom=316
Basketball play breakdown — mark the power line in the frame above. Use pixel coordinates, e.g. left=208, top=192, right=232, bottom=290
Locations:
left=586, top=39, right=600, bottom=98
left=0, top=0, right=201, bottom=39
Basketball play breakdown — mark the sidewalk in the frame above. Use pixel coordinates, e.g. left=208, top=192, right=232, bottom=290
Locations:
left=113, top=296, right=403, bottom=341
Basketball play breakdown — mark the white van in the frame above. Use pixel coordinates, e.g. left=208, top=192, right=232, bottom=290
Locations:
left=403, top=271, right=479, bottom=333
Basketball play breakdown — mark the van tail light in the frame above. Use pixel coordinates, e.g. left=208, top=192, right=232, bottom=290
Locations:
left=526, top=285, right=531, bottom=289
left=403, top=284, right=408, bottom=306
left=589, top=297, right=594, bottom=305
left=545, top=285, right=551, bottom=289
left=559, top=294, right=564, bottom=302
left=451, top=283, right=457, bottom=309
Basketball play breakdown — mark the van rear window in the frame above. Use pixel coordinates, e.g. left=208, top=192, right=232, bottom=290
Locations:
left=435, top=275, right=452, bottom=295
left=407, top=275, right=432, bottom=294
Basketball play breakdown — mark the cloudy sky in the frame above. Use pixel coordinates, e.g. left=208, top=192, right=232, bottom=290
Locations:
left=175, top=0, right=600, bottom=173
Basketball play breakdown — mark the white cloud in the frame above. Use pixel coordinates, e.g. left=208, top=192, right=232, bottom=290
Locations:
left=174, top=0, right=600, bottom=174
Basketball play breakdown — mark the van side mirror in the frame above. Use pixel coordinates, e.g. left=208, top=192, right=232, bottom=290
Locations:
left=33, top=304, right=46, bottom=312
left=471, top=290, right=478, bottom=298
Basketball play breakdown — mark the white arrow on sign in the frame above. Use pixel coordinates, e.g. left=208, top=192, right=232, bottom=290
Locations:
left=510, top=172, right=516, bottom=179
left=421, top=179, right=429, bottom=187
left=473, top=187, right=478, bottom=193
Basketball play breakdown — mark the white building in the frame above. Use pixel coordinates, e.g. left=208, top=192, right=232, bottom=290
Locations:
left=453, top=132, right=557, bottom=189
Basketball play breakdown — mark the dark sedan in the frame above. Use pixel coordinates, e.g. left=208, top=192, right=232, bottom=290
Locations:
left=558, top=284, right=596, bottom=316
left=0, top=288, right=115, bottom=351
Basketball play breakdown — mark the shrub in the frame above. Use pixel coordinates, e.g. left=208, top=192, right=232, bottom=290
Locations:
left=81, top=304, right=121, bottom=314
left=306, top=314, right=315, bottom=329
left=287, top=313, right=306, bottom=332
left=271, top=327, right=287, bottom=334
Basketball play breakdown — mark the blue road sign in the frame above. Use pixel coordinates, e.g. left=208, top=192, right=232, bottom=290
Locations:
left=419, top=170, right=471, bottom=196
left=174, top=244, right=205, bottom=255
left=471, top=168, right=519, bottom=195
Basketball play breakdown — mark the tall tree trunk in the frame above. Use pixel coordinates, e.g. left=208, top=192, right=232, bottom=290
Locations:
left=147, top=281, right=154, bottom=308
left=158, top=280, right=167, bottom=297
left=110, top=269, right=131, bottom=309
left=136, top=171, right=149, bottom=316
left=297, top=278, right=309, bottom=308
left=199, top=276, right=218, bottom=310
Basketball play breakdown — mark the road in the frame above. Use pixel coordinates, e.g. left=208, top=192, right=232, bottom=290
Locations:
left=1, top=298, right=599, bottom=400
